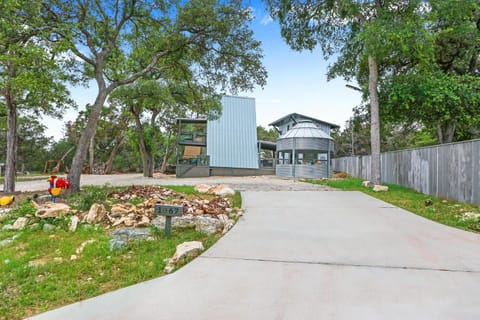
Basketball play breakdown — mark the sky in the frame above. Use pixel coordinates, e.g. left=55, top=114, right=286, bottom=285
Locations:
left=44, top=1, right=363, bottom=139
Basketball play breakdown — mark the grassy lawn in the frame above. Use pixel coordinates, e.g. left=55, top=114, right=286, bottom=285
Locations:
left=305, top=177, right=480, bottom=233
left=0, top=185, right=236, bottom=320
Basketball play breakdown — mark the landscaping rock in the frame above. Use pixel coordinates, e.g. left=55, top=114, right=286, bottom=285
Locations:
left=460, top=212, right=480, bottom=221
left=2, top=224, right=14, bottom=231
left=42, top=223, right=56, bottom=232
left=84, top=203, right=106, bottom=223
left=110, top=203, right=136, bottom=216
left=373, top=185, right=389, bottom=192
left=194, top=184, right=211, bottom=193
left=36, top=203, right=71, bottom=218
left=362, top=180, right=374, bottom=187
left=218, top=214, right=234, bottom=235
left=0, top=234, right=19, bottom=247
left=75, top=239, right=95, bottom=255
left=209, top=184, right=235, bottom=196
left=164, top=241, right=204, bottom=274
left=69, top=216, right=80, bottom=232
left=109, top=238, right=128, bottom=251
left=195, top=216, right=223, bottom=235
left=12, top=217, right=29, bottom=230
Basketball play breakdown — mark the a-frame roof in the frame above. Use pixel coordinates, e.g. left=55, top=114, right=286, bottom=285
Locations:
left=269, top=113, right=340, bottom=129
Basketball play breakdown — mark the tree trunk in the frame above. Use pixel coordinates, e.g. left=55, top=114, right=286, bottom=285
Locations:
left=368, top=55, right=381, bottom=185
left=104, top=134, right=125, bottom=174
left=4, top=91, right=17, bottom=193
left=89, top=135, right=95, bottom=174
left=436, top=122, right=456, bottom=144
left=68, top=87, right=109, bottom=192
left=132, top=110, right=152, bottom=178
left=160, top=131, right=173, bottom=173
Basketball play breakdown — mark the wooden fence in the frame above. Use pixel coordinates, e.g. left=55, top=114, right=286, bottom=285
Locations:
left=332, top=139, right=480, bottom=206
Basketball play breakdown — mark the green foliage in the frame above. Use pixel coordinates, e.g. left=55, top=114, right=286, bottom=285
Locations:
left=67, top=186, right=112, bottom=211
left=306, top=177, right=480, bottom=232
left=257, top=125, right=278, bottom=142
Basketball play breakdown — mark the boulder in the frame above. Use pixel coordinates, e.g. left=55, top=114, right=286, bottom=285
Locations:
left=36, top=203, right=71, bottom=218
left=84, top=204, right=106, bottom=223
left=194, top=184, right=211, bottom=193
left=164, top=241, right=204, bottom=274
left=362, top=180, right=374, bottom=187
left=373, top=185, right=389, bottom=192
left=195, top=216, right=223, bottom=235
left=460, top=212, right=480, bottom=221
left=208, top=184, right=235, bottom=196
left=218, top=214, right=234, bottom=234
left=12, top=217, right=29, bottom=230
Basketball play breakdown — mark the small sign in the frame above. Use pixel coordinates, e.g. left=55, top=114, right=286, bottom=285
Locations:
left=153, top=204, right=184, bottom=239
left=154, top=204, right=184, bottom=217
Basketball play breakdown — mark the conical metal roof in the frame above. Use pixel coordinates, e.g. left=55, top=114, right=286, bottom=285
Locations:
left=278, top=121, right=333, bottom=140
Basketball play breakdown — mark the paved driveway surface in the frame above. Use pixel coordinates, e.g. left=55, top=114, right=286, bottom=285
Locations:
left=24, top=177, right=480, bottom=319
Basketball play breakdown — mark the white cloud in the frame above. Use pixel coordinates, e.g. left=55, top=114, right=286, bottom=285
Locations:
left=261, top=14, right=273, bottom=25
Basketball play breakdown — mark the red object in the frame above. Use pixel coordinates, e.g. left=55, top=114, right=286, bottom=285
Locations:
left=55, top=177, right=70, bottom=189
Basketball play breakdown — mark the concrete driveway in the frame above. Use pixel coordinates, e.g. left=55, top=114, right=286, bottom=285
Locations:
left=27, top=185, right=480, bottom=319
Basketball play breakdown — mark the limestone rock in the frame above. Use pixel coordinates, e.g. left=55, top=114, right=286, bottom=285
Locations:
left=194, top=184, right=211, bottom=193
left=75, top=239, right=95, bottom=255
left=12, top=217, right=29, bottom=230
left=84, top=204, right=106, bottom=224
left=362, top=180, right=374, bottom=187
left=110, top=203, right=136, bottom=216
left=164, top=241, right=204, bottom=274
left=69, top=216, right=79, bottom=232
left=218, top=214, right=234, bottom=234
left=208, top=184, right=235, bottom=196
left=460, top=212, right=480, bottom=221
left=36, top=203, right=71, bottom=218
left=373, top=185, right=389, bottom=192
left=195, top=216, right=223, bottom=235
left=135, top=215, right=151, bottom=227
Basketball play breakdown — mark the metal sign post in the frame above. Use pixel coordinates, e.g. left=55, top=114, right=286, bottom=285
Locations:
left=154, top=204, right=184, bottom=238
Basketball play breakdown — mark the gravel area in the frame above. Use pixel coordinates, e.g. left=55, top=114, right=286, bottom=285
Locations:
left=8, top=174, right=334, bottom=193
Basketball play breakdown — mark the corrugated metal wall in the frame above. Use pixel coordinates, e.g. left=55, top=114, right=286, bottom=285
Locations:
left=332, top=139, right=480, bottom=206
left=207, top=96, right=259, bottom=169
left=276, top=164, right=329, bottom=178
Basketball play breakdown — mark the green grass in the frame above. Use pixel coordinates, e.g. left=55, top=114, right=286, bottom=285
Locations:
left=0, top=184, right=238, bottom=320
left=0, top=227, right=218, bottom=320
left=305, top=177, right=480, bottom=233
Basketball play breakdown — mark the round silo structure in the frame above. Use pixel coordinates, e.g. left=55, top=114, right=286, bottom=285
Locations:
left=275, top=121, right=334, bottom=178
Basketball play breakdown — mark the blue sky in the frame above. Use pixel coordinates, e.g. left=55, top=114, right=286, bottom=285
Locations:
left=245, top=2, right=362, bottom=128
left=44, top=1, right=363, bottom=138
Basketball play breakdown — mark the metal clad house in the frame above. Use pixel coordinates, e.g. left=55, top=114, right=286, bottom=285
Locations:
left=207, top=96, right=259, bottom=169
left=176, top=96, right=263, bottom=177
left=270, top=114, right=339, bottom=179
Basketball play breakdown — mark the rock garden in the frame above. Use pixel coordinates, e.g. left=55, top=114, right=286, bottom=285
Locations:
left=0, top=184, right=242, bottom=320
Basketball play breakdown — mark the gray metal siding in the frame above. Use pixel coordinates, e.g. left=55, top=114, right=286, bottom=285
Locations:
left=207, top=96, right=259, bottom=169
left=333, top=139, right=480, bottom=206
left=276, top=164, right=328, bottom=178
left=277, top=138, right=332, bottom=151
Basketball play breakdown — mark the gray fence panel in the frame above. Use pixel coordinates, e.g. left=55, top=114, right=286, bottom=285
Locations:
left=332, top=139, right=480, bottom=206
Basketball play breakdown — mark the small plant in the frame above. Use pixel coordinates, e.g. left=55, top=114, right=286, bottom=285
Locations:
left=13, top=200, right=37, bottom=218
left=67, top=186, right=110, bottom=211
